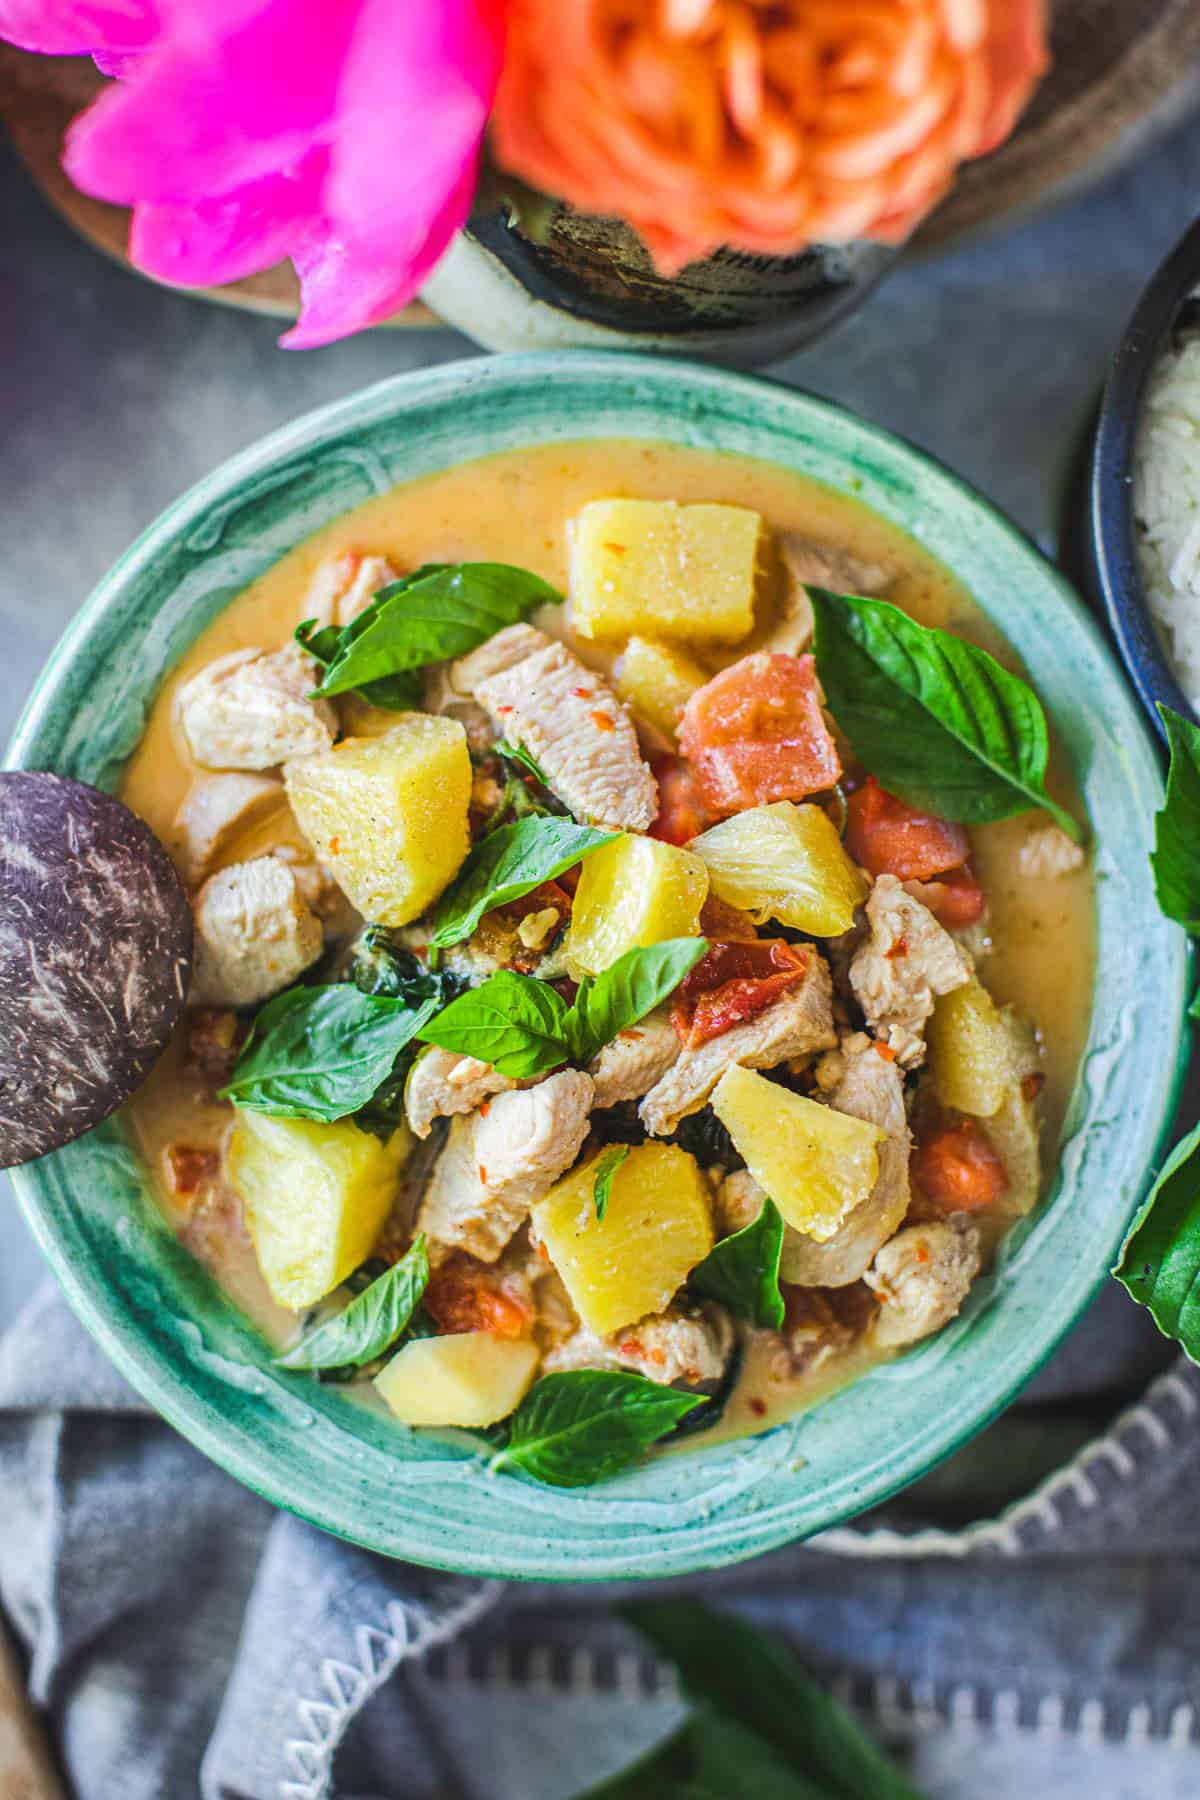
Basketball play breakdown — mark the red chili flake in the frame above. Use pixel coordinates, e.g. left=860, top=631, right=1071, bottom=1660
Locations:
left=874, top=1040, right=897, bottom=1063
left=479, top=1100, right=490, bottom=1118
left=327, top=835, right=341, bottom=855
left=915, top=1242, right=931, bottom=1264
left=885, top=934, right=909, bottom=960
left=590, top=710, right=616, bottom=733
left=748, top=1397, right=768, bottom=1419
left=618, top=1338, right=644, bottom=1358
left=571, top=686, right=592, bottom=699
left=1021, top=1072, right=1046, bottom=1103
left=602, top=542, right=627, bottom=556
left=478, top=1164, right=488, bottom=1184
left=495, top=704, right=514, bottom=716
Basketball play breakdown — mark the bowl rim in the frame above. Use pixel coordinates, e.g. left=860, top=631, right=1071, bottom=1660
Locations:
left=1089, top=215, right=1200, bottom=734
left=5, top=350, right=1191, bottom=1580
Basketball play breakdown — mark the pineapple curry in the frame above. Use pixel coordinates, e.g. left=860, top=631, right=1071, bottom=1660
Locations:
left=121, top=441, right=1094, bottom=1487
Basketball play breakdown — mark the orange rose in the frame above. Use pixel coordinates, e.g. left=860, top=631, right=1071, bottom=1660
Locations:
left=491, top=0, right=1049, bottom=271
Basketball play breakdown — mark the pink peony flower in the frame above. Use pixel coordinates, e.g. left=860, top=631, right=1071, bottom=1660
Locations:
left=0, top=0, right=506, bottom=346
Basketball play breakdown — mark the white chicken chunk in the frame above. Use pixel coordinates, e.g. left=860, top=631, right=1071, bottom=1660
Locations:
left=172, top=771, right=285, bottom=887
left=715, top=1169, right=765, bottom=1236
left=417, top=1071, right=594, bottom=1262
left=781, top=1033, right=911, bottom=1287
left=760, top=534, right=892, bottom=656
left=544, top=1303, right=733, bottom=1388
left=849, top=875, right=971, bottom=1068
left=1017, top=822, right=1086, bottom=880
left=299, top=551, right=398, bottom=630
left=190, top=856, right=323, bottom=1008
left=866, top=1218, right=981, bottom=1348
left=404, top=1047, right=516, bottom=1140
left=459, top=625, right=658, bottom=832
left=587, top=1009, right=681, bottom=1109
left=176, top=643, right=337, bottom=772
left=640, top=951, right=836, bottom=1137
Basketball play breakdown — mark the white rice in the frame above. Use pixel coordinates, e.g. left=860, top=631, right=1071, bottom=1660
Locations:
left=1134, top=320, right=1200, bottom=711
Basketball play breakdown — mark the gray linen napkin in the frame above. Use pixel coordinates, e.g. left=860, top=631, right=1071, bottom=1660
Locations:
left=1, top=1282, right=1198, bottom=1800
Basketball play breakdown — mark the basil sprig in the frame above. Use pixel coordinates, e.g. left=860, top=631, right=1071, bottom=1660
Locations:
left=810, top=588, right=1081, bottom=841
left=592, top=1144, right=630, bottom=1222
left=1151, top=704, right=1200, bottom=938
left=296, top=564, right=446, bottom=711
left=305, top=562, right=559, bottom=702
left=489, top=1371, right=704, bottom=1487
left=277, top=1236, right=430, bottom=1372
left=417, top=939, right=707, bottom=1078
left=221, top=985, right=439, bottom=1121
left=690, top=1198, right=785, bottom=1329
left=428, top=816, right=616, bottom=950
left=1114, top=1120, right=1200, bottom=1359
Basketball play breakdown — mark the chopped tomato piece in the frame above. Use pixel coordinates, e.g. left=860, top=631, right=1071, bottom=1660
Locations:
left=678, top=653, right=842, bottom=816
left=423, top=1255, right=533, bottom=1339
left=913, top=1117, right=1009, bottom=1214
left=672, top=938, right=810, bottom=1048
left=845, top=777, right=970, bottom=881
left=649, top=755, right=716, bottom=845
left=497, top=879, right=573, bottom=925
left=164, top=1143, right=220, bottom=1199
left=921, top=863, right=987, bottom=931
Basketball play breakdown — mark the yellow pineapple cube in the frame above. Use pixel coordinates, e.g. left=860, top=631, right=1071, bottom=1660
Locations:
left=570, top=499, right=761, bottom=644
left=532, top=1142, right=714, bottom=1335
left=615, top=637, right=710, bottom=743
left=711, top=1065, right=882, bottom=1241
left=563, top=833, right=708, bottom=978
left=692, top=802, right=868, bottom=936
left=374, top=1332, right=540, bottom=1427
left=927, top=976, right=1012, bottom=1119
left=284, top=716, right=471, bottom=925
left=229, top=1113, right=408, bottom=1310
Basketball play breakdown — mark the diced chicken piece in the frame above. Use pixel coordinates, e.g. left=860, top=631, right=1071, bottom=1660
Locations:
left=173, top=771, right=285, bottom=887
left=464, top=628, right=658, bottom=831
left=779, top=532, right=891, bottom=599
left=849, top=875, right=971, bottom=1068
left=587, top=1009, right=681, bottom=1109
left=543, top=1302, right=733, bottom=1387
left=417, top=1071, right=594, bottom=1262
left=422, top=664, right=498, bottom=756
left=176, top=643, right=337, bottom=771
left=405, top=1047, right=517, bottom=1140
left=715, top=1168, right=765, bottom=1236
left=866, top=1218, right=981, bottom=1348
left=1017, top=823, right=1086, bottom=880
left=640, top=951, right=836, bottom=1137
left=901, top=878, right=993, bottom=961
left=266, top=844, right=343, bottom=922
left=300, top=552, right=399, bottom=630
left=780, top=1032, right=912, bottom=1287
left=190, top=856, right=324, bottom=1008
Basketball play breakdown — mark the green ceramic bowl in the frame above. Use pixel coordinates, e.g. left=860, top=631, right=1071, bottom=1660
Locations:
left=7, top=353, right=1189, bottom=1580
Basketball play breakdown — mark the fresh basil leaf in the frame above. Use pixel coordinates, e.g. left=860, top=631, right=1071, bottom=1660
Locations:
left=313, top=562, right=560, bottom=699
left=416, top=970, right=571, bottom=1079
left=498, top=738, right=551, bottom=786
left=428, top=817, right=615, bottom=949
left=220, top=985, right=438, bottom=1120
left=623, top=1601, right=926, bottom=1800
left=680, top=1711, right=830, bottom=1800
left=1152, top=704, right=1200, bottom=933
left=810, top=588, right=1081, bottom=842
left=277, top=1236, right=430, bottom=1372
left=690, top=1199, right=785, bottom=1329
left=1114, top=1120, right=1200, bottom=1358
left=296, top=572, right=431, bottom=711
left=567, top=939, right=708, bottom=1066
left=490, top=1371, right=704, bottom=1486
left=295, top=618, right=343, bottom=665
left=592, top=1144, right=630, bottom=1221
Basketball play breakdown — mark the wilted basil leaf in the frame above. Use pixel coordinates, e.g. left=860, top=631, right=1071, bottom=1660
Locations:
left=1114, top=1119, right=1200, bottom=1359
left=1152, top=704, right=1200, bottom=934
left=277, top=1237, right=430, bottom=1372
left=489, top=1371, right=704, bottom=1487
left=690, top=1198, right=785, bottom=1329
left=592, top=1144, right=630, bottom=1222
left=416, top=970, right=572, bottom=1079
left=566, top=939, right=708, bottom=1066
left=428, top=816, right=615, bottom=949
left=221, top=985, right=438, bottom=1120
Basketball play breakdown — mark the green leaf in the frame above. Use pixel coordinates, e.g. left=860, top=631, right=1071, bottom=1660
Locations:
left=690, top=1198, right=785, bottom=1329
left=680, top=1710, right=830, bottom=1800
left=810, top=588, right=1081, bottom=841
left=220, top=985, right=438, bottom=1121
left=348, top=927, right=461, bottom=1008
left=312, top=562, right=560, bottom=699
left=566, top=939, right=708, bottom=1066
left=498, top=738, right=551, bottom=786
left=1114, top=1120, right=1200, bottom=1357
left=276, top=1237, right=430, bottom=1371
left=416, top=970, right=571, bottom=1079
left=296, top=567, right=436, bottom=710
left=623, top=1601, right=926, bottom=1800
left=490, top=1371, right=703, bottom=1486
left=592, top=1144, right=630, bottom=1221
left=1152, top=705, right=1200, bottom=933
left=428, top=817, right=615, bottom=950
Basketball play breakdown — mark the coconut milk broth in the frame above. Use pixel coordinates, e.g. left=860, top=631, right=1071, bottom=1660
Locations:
left=120, top=439, right=1096, bottom=1423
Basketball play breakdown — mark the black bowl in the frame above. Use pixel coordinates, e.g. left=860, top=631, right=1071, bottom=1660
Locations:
left=1088, top=217, right=1200, bottom=736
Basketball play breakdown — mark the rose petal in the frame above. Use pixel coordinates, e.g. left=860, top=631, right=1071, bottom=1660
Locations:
left=0, top=0, right=157, bottom=55
left=131, top=152, right=326, bottom=287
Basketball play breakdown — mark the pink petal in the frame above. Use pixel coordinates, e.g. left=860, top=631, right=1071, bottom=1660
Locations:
left=130, top=152, right=326, bottom=287
left=0, top=0, right=157, bottom=55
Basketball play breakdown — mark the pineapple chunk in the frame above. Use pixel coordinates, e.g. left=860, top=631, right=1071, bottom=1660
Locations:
left=532, top=1142, right=714, bottom=1335
left=564, top=833, right=708, bottom=978
left=692, top=801, right=868, bottom=936
left=284, top=716, right=470, bottom=926
left=711, top=1065, right=882, bottom=1241
left=927, top=976, right=1012, bottom=1119
left=374, top=1333, right=539, bottom=1427
left=616, top=637, right=710, bottom=743
left=570, top=499, right=761, bottom=644
left=229, top=1113, right=408, bottom=1310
